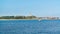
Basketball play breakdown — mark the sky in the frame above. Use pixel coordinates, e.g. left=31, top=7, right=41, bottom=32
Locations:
left=0, top=0, right=60, bottom=17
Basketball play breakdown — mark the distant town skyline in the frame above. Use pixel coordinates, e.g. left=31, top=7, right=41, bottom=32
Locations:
left=0, top=0, right=60, bottom=17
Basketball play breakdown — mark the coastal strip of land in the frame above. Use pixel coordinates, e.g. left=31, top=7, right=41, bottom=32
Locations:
left=0, top=16, right=59, bottom=20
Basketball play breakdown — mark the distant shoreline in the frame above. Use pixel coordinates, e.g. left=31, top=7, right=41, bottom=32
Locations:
left=0, top=19, right=38, bottom=20
left=0, top=19, right=59, bottom=20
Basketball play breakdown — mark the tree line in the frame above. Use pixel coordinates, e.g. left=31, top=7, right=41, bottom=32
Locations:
left=0, top=16, right=36, bottom=19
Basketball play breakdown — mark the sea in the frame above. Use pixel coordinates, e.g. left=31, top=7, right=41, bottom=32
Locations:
left=0, top=20, right=60, bottom=34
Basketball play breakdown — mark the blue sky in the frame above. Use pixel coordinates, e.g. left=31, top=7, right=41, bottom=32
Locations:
left=0, top=0, right=60, bottom=17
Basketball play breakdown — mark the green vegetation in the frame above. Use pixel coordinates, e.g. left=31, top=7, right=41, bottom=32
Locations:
left=0, top=16, right=59, bottom=20
left=0, top=16, right=37, bottom=19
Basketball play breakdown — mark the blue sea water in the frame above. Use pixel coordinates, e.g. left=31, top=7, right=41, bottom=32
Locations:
left=0, top=20, right=60, bottom=34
